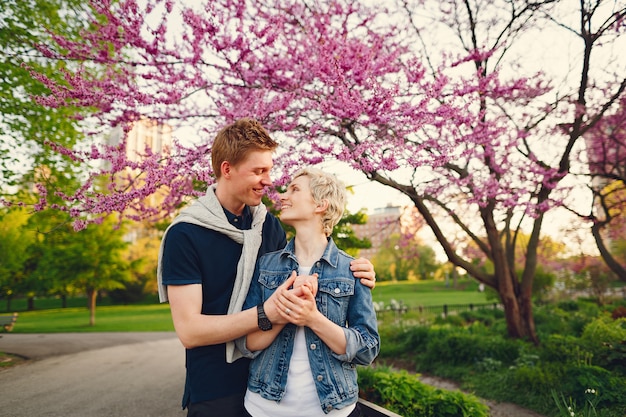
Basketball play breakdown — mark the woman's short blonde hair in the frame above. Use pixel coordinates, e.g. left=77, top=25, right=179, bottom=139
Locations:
left=291, top=167, right=346, bottom=237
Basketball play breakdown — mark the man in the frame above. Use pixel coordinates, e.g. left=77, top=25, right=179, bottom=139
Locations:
left=157, top=118, right=375, bottom=417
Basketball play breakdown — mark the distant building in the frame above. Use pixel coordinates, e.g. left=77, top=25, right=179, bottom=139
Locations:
left=353, top=204, right=421, bottom=259
left=108, top=119, right=173, bottom=241
left=108, top=118, right=172, bottom=162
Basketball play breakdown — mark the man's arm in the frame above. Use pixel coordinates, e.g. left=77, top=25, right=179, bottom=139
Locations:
left=350, top=257, right=376, bottom=289
left=168, top=284, right=259, bottom=349
left=168, top=275, right=296, bottom=349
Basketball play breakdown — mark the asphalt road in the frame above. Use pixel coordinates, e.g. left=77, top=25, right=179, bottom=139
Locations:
left=0, top=332, right=187, bottom=417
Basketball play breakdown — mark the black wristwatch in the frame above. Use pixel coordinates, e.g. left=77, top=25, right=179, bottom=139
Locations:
left=257, top=303, right=272, bottom=331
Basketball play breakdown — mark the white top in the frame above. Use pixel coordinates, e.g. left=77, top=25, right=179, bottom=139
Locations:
left=244, top=266, right=356, bottom=417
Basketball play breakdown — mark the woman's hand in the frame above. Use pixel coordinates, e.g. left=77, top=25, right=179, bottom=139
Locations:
left=277, top=282, right=318, bottom=327
left=293, top=271, right=318, bottom=296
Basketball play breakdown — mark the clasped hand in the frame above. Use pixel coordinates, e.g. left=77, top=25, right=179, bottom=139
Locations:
left=272, top=271, right=319, bottom=326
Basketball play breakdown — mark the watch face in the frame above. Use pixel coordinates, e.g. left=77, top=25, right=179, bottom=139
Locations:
left=257, top=304, right=272, bottom=331
left=258, top=317, right=272, bottom=331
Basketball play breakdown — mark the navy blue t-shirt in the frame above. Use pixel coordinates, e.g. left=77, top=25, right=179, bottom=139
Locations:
left=161, top=206, right=286, bottom=407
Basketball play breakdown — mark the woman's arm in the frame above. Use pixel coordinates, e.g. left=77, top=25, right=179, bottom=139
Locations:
left=341, top=278, right=380, bottom=365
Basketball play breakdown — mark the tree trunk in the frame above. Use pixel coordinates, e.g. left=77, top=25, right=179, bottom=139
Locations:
left=482, top=207, right=539, bottom=345
left=27, top=296, right=35, bottom=311
left=87, top=288, right=97, bottom=326
left=592, top=222, right=626, bottom=281
left=498, top=281, right=539, bottom=344
left=398, top=188, right=541, bottom=343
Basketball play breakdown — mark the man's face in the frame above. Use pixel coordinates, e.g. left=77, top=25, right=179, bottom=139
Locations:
left=228, top=150, right=274, bottom=208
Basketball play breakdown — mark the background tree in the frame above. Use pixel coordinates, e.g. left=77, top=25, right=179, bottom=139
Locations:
left=332, top=209, right=371, bottom=257
left=372, top=233, right=440, bottom=282
left=109, top=231, right=161, bottom=303
left=29, top=215, right=131, bottom=325
left=0, top=0, right=95, bottom=199
left=578, top=105, right=626, bottom=280
left=0, top=208, right=35, bottom=311
left=15, top=1, right=626, bottom=344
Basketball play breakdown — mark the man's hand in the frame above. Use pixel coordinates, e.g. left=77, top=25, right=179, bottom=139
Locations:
left=264, top=272, right=298, bottom=324
left=350, top=257, right=376, bottom=289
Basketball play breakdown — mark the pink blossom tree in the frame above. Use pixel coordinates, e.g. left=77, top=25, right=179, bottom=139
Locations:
left=11, top=0, right=626, bottom=343
left=578, top=95, right=626, bottom=279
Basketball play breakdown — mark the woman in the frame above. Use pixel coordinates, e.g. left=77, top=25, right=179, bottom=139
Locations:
left=237, top=167, right=380, bottom=417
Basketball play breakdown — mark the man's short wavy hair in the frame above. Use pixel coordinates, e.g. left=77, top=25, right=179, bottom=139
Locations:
left=291, top=167, right=346, bottom=237
left=211, top=118, right=278, bottom=179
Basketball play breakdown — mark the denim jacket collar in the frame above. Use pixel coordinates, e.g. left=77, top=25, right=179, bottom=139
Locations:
left=280, top=237, right=340, bottom=268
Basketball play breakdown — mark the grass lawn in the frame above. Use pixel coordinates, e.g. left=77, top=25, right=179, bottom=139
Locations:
left=371, top=279, right=491, bottom=306
left=8, top=304, right=175, bottom=333
left=3, top=279, right=490, bottom=333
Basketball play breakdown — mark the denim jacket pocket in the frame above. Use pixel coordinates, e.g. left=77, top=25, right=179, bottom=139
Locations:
left=318, top=278, right=354, bottom=324
left=258, top=272, right=284, bottom=289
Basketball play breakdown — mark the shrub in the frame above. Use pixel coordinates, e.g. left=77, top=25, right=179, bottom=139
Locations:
left=457, top=308, right=503, bottom=327
left=420, top=327, right=520, bottom=373
left=540, top=334, right=593, bottom=366
left=376, top=324, right=430, bottom=366
left=556, top=365, right=626, bottom=415
left=463, top=361, right=568, bottom=413
left=358, top=366, right=490, bottom=417
left=557, top=299, right=580, bottom=311
left=534, top=303, right=595, bottom=338
left=580, top=315, right=626, bottom=375
left=611, top=305, right=626, bottom=319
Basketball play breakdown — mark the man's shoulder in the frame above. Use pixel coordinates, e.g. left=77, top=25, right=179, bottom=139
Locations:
left=264, top=211, right=280, bottom=223
left=167, top=221, right=205, bottom=234
left=262, top=212, right=284, bottom=232
left=165, top=221, right=223, bottom=242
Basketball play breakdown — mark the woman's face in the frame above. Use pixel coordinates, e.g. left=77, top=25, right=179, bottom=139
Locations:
left=279, top=175, right=317, bottom=225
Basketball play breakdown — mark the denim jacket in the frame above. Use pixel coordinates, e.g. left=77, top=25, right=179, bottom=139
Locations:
left=237, top=238, right=380, bottom=413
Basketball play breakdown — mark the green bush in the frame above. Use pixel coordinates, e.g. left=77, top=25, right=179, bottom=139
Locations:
left=556, top=299, right=580, bottom=312
left=540, top=334, right=593, bottom=366
left=376, top=298, right=626, bottom=417
left=358, top=367, right=489, bottom=417
left=580, top=315, right=626, bottom=375
left=556, top=365, right=626, bottom=415
left=419, top=326, right=520, bottom=374
left=457, top=307, right=504, bottom=327
left=377, top=324, right=431, bottom=367
left=534, top=302, right=597, bottom=339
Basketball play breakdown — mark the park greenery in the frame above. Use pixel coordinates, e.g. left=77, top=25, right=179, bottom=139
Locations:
left=3, top=282, right=625, bottom=417
left=1, top=1, right=626, bottom=416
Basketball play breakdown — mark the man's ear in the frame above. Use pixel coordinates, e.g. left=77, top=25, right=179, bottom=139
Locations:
left=220, top=161, right=232, bottom=179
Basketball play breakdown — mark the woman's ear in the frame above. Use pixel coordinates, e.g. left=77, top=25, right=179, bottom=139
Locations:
left=315, top=199, right=329, bottom=213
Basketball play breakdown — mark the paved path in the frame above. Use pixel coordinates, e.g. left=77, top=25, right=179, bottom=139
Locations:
left=0, top=332, right=545, bottom=417
left=0, top=332, right=186, bottom=417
